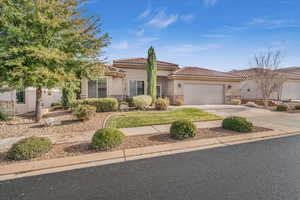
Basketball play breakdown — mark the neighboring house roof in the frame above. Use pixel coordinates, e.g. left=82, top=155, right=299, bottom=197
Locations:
left=112, top=58, right=180, bottom=71
left=169, top=67, right=242, bottom=82
left=105, top=65, right=125, bottom=77
left=230, top=67, right=300, bottom=80
left=277, top=66, right=300, bottom=73
left=230, top=68, right=259, bottom=78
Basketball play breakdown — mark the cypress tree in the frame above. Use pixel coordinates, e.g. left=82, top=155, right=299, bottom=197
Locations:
left=147, top=46, right=157, bottom=101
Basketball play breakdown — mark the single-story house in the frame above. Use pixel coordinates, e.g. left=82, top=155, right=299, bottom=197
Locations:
left=0, top=87, right=61, bottom=115
left=231, top=67, right=300, bottom=101
left=80, top=58, right=242, bottom=105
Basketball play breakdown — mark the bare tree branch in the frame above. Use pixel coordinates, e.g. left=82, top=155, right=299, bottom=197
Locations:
left=249, top=50, right=287, bottom=105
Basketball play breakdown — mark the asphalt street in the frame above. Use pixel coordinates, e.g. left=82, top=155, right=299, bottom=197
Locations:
left=1, top=135, right=300, bottom=200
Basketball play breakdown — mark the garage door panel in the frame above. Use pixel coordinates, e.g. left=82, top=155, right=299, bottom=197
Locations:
left=184, top=84, right=224, bottom=105
left=281, top=82, right=300, bottom=100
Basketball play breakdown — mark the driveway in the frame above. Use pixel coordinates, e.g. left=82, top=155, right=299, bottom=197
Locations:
left=182, top=105, right=300, bottom=130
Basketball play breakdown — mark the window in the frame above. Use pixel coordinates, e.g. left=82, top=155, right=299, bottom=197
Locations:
left=88, top=78, right=107, bottom=98
left=157, top=85, right=161, bottom=98
left=129, top=80, right=145, bottom=97
left=16, top=88, right=25, bottom=104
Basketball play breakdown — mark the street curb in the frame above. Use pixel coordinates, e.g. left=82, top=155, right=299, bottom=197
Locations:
left=1, top=129, right=300, bottom=181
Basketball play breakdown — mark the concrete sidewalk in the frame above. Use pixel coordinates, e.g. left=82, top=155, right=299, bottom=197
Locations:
left=0, top=121, right=221, bottom=151
left=120, top=120, right=222, bottom=136
left=1, top=127, right=300, bottom=181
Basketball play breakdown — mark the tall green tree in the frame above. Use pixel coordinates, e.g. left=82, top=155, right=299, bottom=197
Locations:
left=0, top=0, right=109, bottom=121
left=147, top=46, right=157, bottom=101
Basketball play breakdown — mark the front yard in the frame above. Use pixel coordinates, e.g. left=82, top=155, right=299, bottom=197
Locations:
left=105, top=108, right=222, bottom=128
left=0, top=110, right=110, bottom=140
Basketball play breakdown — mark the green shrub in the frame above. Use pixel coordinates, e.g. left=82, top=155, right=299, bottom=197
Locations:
left=127, top=97, right=135, bottom=107
left=0, top=110, right=10, bottom=121
left=51, top=102, right=62, bottom=107
left=133, top=95, right=152, bottom=110
left=164, top=97, right=170, bottom=106
left=72, top=104, right=96, bottom=121
left=295, top=104, right=300, bottom=110
left=276, top=104, right=288, bottom=111
left=175, top=98, right=184, bottom=106
left=231, top=99, right=241, bottom=105
left=8, top=137, right=52, bottom=160
left=91, top=128, right=125, bottom=151
left=170, top=120, right=197, bottom=140
left=74, top=98, right=118, bottom=112
left=222, top=116, right=253, bottom=132
left=154, top=98, right=168, bottom=111
left=62, top=83, right=77, bottom=108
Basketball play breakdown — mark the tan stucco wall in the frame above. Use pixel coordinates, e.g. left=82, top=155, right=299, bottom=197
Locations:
left=80, top=69, right=242, bottom=104
left=81, top=76, right=125, bottom=99
left=168, top=79, right=241, bottom=104
left=0, top=87, right=61, bottom=115
left=241, top=79, right=300, bottom=100
left=81, top=77, right=88, bottom=99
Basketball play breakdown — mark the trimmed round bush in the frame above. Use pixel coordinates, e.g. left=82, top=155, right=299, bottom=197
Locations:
left=0, top=110, right=10, bottom=121
left=295, top=104, right=300, bottom=110
left=231, top=99, right=241, bottom=105
left=154, top=98, right=168, bottom=111
left=74, top=98, right=118, bottom=112
left=276, top=104, right=288, bottom=111
left=170, top=120, right=197, bottom=140
left=175, top=98, right=184, bottom=106
left=8, top=137, right=52, bottom=160
left=222, top=116, right=253, bottom=132
left=133, top=95, right=152, bottom=110
left=91, top=128, right=125, bottom=151
left=72, top=104, right=96, bottom=121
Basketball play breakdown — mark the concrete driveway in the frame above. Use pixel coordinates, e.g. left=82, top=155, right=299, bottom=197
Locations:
left=182, top=105, right=300, bottom=130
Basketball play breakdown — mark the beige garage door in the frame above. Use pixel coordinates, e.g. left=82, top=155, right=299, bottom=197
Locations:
left=281, top=82, right=300, bottom=100
left=184, top=84, right=224, bottom=105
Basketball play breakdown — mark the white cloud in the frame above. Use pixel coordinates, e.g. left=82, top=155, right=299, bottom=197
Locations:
left=202, top=34, right=227, bottom=38
left=146, top=10, right=178, bottom=29
left=249, top=18, right=285, bottom=26
left=138, top=8, right=151, bottom=19
left=203, top=0, right=218, bottom=6
left=180, top=14, right=195, bottom=23
left=132, top=29, right=145, bottom=36
left=223, top=17, right=299, bottom=33
left=112, top=41, right=129, bottom=49
left=164, top=44, right=221, bottom=54
left=137, top=37, right=160, bottom=44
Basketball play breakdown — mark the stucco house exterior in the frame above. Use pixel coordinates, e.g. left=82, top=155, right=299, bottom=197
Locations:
left=0, top=87, right=61, bottom=115
left=80, top=58, right=242, bottom=105
left=231, top=67, right=300, bottom=101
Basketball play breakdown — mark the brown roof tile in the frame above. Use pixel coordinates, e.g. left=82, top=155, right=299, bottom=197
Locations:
left=171, top=67, right=241, bottom=78
left=230, top=67, right=300, bottom=80
left=113, top=58, right=179, bottom=70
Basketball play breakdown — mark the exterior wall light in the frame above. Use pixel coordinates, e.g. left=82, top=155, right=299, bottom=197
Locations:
left=178, top=83, right=182, bottom=88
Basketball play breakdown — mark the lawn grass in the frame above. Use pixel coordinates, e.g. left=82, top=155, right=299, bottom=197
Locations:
left=105, top=108, right=222, bottom=128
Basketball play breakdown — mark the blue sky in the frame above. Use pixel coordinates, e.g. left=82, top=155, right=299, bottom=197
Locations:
left=84, top=0, right=300, bottom=71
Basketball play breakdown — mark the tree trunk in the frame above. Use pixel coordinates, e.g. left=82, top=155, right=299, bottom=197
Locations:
left=35, top=86, right=43, bottom=122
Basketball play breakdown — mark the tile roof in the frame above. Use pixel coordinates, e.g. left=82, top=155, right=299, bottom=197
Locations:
left=106, top=65, right=125, bottom=73
left=113, top=58, right=179, bottom=68
left=230, top=67, right=300, bottom=80
left=171, top=66, right=241, bottom=78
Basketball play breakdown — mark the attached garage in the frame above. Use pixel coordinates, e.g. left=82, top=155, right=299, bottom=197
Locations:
left=168, top=67, right=242, bottom=105
left=281, top=81, right=300, bottom=100
left=184, top=84, right=224, bottom=105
